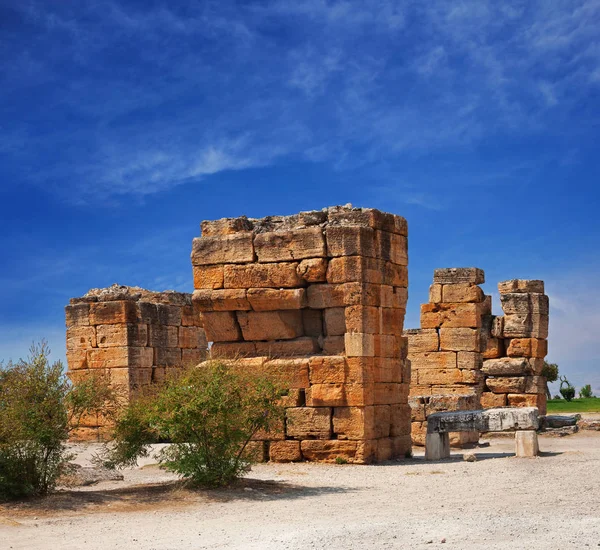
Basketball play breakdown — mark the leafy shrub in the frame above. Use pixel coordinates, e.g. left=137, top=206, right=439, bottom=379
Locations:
left=100, top=360, right=283, bottom=488
left=579, top=384, right=594, bottom=399
left=0, top=342, right=115, bottom=500
left=559, top=376, right=576, bottom=402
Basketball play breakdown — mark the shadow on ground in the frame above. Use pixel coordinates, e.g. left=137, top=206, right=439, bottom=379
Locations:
left=1, top=478, right=354, bottom=518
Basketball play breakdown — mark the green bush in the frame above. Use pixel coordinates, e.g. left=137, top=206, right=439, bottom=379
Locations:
left=559, top=376, right=576, bottom=402
left=0, top=342, right=115, bottom=500
left=100, top=360, right=283, bottom=488
left=579, top=384, right=594, bottom=399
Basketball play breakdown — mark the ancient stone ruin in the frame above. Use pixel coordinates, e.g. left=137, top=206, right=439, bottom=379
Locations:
left=406, top=269, right=548, bottom=447
left=65, top=206, right=550, bottom=461
left=191, top=206, right=411, bottom=463
left=65, top=285, right=207, bottom=441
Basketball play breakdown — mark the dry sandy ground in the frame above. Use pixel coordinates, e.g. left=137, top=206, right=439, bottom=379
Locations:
left=2, top=432, right=600, bottom=550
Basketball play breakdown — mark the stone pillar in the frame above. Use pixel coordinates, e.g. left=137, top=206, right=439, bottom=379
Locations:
left=481, top=279, right=548, bottom=415
left=406, top=268, right=490, bottom=447
left=191, top=206, right=410, bottom=463
left=65, top=285, right=208, bottom=441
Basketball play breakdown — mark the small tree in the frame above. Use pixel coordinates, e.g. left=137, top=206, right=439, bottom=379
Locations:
left=559, top=375, right=576, bottom=402
left=541, top=361, right=559, bottom=399
left=0, top=342, right=116, bottom=500
left=100, top=360, right=283, bottom=488
left=579, top=384, right=594, bottom=399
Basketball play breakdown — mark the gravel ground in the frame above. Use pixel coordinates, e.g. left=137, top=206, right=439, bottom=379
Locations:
left=1, top=432, right=600, bottom=550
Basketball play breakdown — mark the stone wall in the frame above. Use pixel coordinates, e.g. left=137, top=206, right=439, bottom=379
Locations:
left=191, top=206, right=411, bottom=463
left=406, top=271, right=548, bottom=447
left=481, top=280, right=548, bottom=415
left=65, top=284, right=207, bottom=441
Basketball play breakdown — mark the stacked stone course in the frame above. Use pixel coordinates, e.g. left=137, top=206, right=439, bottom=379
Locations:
left=191, top=206, right=411, bottom=463
left=65, top=285, right=207, bottom=441
left=481, top=279, right=548, bottom=415
left=406, top=268, right=490, bottom=446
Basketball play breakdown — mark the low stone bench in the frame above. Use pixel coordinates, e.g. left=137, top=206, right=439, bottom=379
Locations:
left=425, top=407, right=539, bottom=460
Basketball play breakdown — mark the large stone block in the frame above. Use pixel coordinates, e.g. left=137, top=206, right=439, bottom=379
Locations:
left=148, top=325, right=179, bottom=348
left=154, top=347, right=182, bottom=367
left=376, top=231, right=408, bottom=266
left=300, top=439, right=377, bottom=464
left=345, top=305, right=380, bottom=334
left=439, top=328, right=481, bottom=352
left=193, top=265, right=224, bottom=290
left=181, top=305, right=202, bottom=327
left=380, top=308, right=404, bottom=335
left=507, top=393, right=546, bottom=415
left=409, top=351, right=456, bottom=371
left=333, top=406, right=377, bottom=439
left=296, top=258, right=328, bottom=283
left=246, top=288, right=306, bottom=311
left=380, top=285, right=408, bottom=309
left=269, top=441, right=302, bottom=462
left=325, top=225, right=376, bottom=258
left=209, top=341, right=257, bottom=358
left=503, top=313, right=549, bottom=339
left=286, top=407, right=331, bottom=439
left=498, top=279, right=544, bottom=294
left=255, top=337, right=320, bottom=356
left=506, top=338, right=548, bottom=358
left=87, top=346, right=153, bottom=369
left=327, top=256, right=408, bottom=287
left=96, top=324, right=147, bottom=348
left=191, top=233, right=255, bottom=266
left=254, top=227, right=326, bottom=262
left=89, top=301, right=138, bottom=325
left=192, top=289, right=251, bottom=312
left=66, top=326, right=97, bottom=350
left=200, top=216, right=253, bottom=237
left=373, top=357, right=404, bottom=383
left=441, top=283, right=484, bottom=303
left=481, top=392, right=507, bottom=408
left=374, top=383, right=408, bottom=405
left=456, top=351, right=482, bottom=370
left=179, top=326, right=206, bottom=349
left=302, top=309, right=323, bottom=337
left=390, top=403, right=411, bottom=436
left=404, top=329, right=439, bottom=353
left=327, top=207, right=407, bottom=236
left=306, top=384, right=374, bottom=407
left=323, top=307, right=346, bottom=336
left=344, top=333, right=375, bottom=357
left=486, top=376, right=526, bottom=394
left=482, top=357, right=530, bottom=376
left=65, top=303, right=90, bottom=327
left=200, top=311, right=242, bottom=342
left=418, top=368, right=463, bottom=386
left=321, top=335, right=345, bottom=354
left=237, top=310, right=303, bottom=341
left=483, top=337, right=504, bottom=359
left=257, top=358, right=311, bottom=388
left=182, top=348, right=206, bottom=366
left=224, top=262, right=304, bottom=289
left=420, top=303, right=484, bottom=329
left=433, top=268, right=484, bottom=285
left=500, top=293, right=549, bottom=315
left=427, top=407, right=539, bottom=434
left=66, top=350, right=88, bottom=370
left=308, top=356, right=358, bottom=384
left=156, top=304, right=182, bottom=326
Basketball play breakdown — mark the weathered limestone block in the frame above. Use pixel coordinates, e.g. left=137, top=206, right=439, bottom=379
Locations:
left=439, top=328, right=481, bottom=352
left=507, top=393, right=546, bottom=414
left=296, top=258, right=328, bottom=282
left=491, top=316, right=504, bottom=338
left=192, top=289, right=251, bottom=311
left=306, top=383, right=373, bottom=407
left=515, top=430, right=539, bottom=457
left=483, top=336, right=504, bottom=359
left=503, top=313, right=549, bottom=339
left=345, top=306, right=380, bottom=334
left=506, top=338, right=548, bottom=358
left=327, top=207, right=408, bottom=236
left=333, top=406, right=390, bottom=439
left=380, top=308, right=404, bottom=335
left=457, top=351, right=482, bottom=370
left=418, top=368, right=463, bottom=386
left=323, top=307, right=346, bottom=336
left=433, top=268, right=484, bottom=285
left=429, top=284, right=443, bottom=303
left=65, top=303, right=90, bottom=327
left=425, top=432, right=450, bottom=460
left=269, top=441, right=302, bottom=462
left=300, top=439, right=372, bottom=463
left=224, top=262, right=304, bottom=289
left=148, top=325, right=179, bottom=348
left=481, top=392, right=507, bottom=408
left=246, top=288, right=306, bottom=311
left=326, top=256, right=408, bottom=287
left=255, top=337, right=320, bottom=356
left=254, top=227, right=326, bottom=262
left=306, top=282, right=381, bottom=309
left=376, top=231, right=408, bottom=266
left=237, top=310, right=304, bottom=341
left=200, top=216, right=253, bottom=236
left=524, top=376, right=546, bottom=394
left=193, top=265, right=224, bottom=290
left=179, top=326, right=207, bottom=349
left=498, top=279, right=544, bottom=294
left=209, top=341, right=257, bottom=358
left=95, top=324, right=147, bottom=348
left=486, top=376, right=526, bottom=393
left=286, top=407, right=331, bottom=439
left=154, top=347, right=182, bottom=367
left=528, top=358, right=545, bottom=375
left=420, top=303, right=484, bottom=329
left=182, top=347, right=206, bottom=366
left=181, top=305, right=202, bottom=327
left=441, top=283, right=485, bottom=303
left=410, top=351, right=456, bottom=371
left=344, top=332, right=375, bottom=357
left=156, top=304, right=182, bottom=326
left=308, top=356, right=363, bottom=384
left=321, top=336, right=345, bottom=354
left=87, top=347, right=153, bottom=369
left=404, top=329, right=439, bottom=353
left=380, top=285, right=408, bottom=309
left=374, top=383, right=409, bottom=405
left=191, top=233, right=254, bottom=266
left=373, top=357, right=404, bottom=383
left=66, top=326, right=97, bottom=350
left=200, top=311, right=242, bottom=342
left=482, top=357, right=530, bottom=376
left=325, top=225, right=376, bottom=258
left=500, top=293, right=549, bottom=315
left=427, top=407, right=539, bottom=434
left=89, top=301, right=138, bottom=325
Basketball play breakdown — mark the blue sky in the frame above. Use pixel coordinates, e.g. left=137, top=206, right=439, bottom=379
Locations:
left=1, top=1, right=599, bottom=395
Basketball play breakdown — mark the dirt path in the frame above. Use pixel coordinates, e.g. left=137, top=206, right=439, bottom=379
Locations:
left=2, top=433, right=600, bottom=549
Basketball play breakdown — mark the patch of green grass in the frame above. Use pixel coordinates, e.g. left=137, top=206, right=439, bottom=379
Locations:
left=547, top=398, right=600, bottom=413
